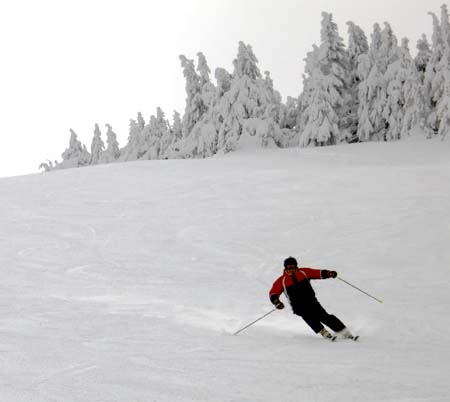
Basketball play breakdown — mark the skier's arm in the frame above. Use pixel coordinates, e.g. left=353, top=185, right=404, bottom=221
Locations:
left=301, top=268, right=338, bottom=279
left=269, top=278, right=285, bottom=309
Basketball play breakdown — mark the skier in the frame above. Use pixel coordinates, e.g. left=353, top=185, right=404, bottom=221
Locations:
left=269, top=256, right=355, bottom=341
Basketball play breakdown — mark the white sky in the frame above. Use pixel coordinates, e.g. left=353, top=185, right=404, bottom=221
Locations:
left=0, top=0, right=446, bottom=177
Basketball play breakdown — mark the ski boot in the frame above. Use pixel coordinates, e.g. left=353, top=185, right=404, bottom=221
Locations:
left=337, top=327, right=359, bottom=341
left=319, top=328, right=337, bottom=342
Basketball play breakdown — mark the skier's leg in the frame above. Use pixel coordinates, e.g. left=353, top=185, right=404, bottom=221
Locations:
left=314, top=302, right=346, bottom=332
left=295, top=309, right=336, bottom=340
left=294, top=311, right=323, bottom=333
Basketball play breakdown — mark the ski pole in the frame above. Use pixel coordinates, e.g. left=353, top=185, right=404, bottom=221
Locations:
left=338, top=277, right=383, bottom=304
left=233, top=308, right=277, bottom=336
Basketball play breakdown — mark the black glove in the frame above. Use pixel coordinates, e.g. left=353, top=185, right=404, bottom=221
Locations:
left=326, top=270, right=338, bottom=278
left=274, top=300, right=285, bottom=310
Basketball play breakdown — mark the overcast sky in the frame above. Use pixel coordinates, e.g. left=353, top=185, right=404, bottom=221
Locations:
left=0, top=0, right=446, bottom=177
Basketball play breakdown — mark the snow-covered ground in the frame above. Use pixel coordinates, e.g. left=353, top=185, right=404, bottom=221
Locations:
left=0, top=139, right=449, bottom=402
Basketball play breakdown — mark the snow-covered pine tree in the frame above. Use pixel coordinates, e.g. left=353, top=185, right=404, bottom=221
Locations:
left=384, top=61, right=403, bottom=141
left=379, top=22, right=399, bottom=72
left=347, top=21, right=369, bottom=140
left=141, top=107, right=170, bottom=159
left=179, top=55, right=206, bottom=139
left=99, top=124, right=120, bottom=163
left=157, top=108, right=175, bottom=159
left=299, top=69, right=340, bottom=146
left=215, top=41, right=285, bottom=151
left=357, top=23, right=400, bottom=141
left=39, top=160, right=57, bottom=172
left=137, top=112, right=146, bottom=130
left=118, top=119, right=142, bottom=162
left=437, top=66, right=450, bottom=140
left=380, top=23, right=402, bottom=141
left=298, top=13, right=351, bottom=145
left=180, top=42, right=286, bottom=156
left=356, top=53, right=375, bottom=141
left=60, top=129, right=91, bottom=168
left=398, top=38, right=425, bottom=138
left=435, top=8, right=450, bottom=141
left=171, top=110, right=183, bottom=142
left=431, top=5, right=450, bottom=97
left=90, top=123, right=105, bottom=165
left=215, top=67, right=232, bottom=97
left=175, top=65, right=233, bottom=159
left=263, top=70, right=283, bottom=123
left=427, top=5, right=450, bottom=135
left=415, top=34, right=432, bottom=83
left=297, top=45, right=321, bottom=138
left=163, top=110, right=184, bottom=158
left=348, top=22, right=369, bottom=76
left=232, top=41, right=261, bottom=80
left=279, top=96, right=298, bottom=130
left=424, top=11, right=445, bottom=133
left=317, top=12, right=352, bottom=141
left=197, top=52, right=216, bottom=110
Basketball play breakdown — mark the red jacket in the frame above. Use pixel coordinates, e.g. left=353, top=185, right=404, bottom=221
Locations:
left=269, top=267, right=329, bottom=310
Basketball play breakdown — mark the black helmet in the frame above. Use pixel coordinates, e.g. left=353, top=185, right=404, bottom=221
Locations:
left=283, top=256, right=298, bottom=268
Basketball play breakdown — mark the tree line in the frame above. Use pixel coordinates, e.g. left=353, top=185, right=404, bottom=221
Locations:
left=40, top=4, right=450, bottom=171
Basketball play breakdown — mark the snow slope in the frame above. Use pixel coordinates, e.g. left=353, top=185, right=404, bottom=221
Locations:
left=0, top=139, right=449, bottom=402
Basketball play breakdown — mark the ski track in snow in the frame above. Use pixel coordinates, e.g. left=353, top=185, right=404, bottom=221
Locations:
left=0, top=140, right=449, bottom=401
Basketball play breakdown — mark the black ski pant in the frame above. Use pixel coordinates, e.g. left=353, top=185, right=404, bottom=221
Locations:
left=293, top=299, right=346, bottom=334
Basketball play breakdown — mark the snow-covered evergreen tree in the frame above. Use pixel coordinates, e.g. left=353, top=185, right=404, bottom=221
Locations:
left=435, top=12, right=450, bottom=141
left=379, top=22, right=399, bottom=71
left=232, top=41, right=261, bottom=80
left=437, top=67, right=450, bottom=140
left=317, top=12, right=351, bottom=140
left=157, top=108, right=174, bottom=158
left=424, top=11, right=445, bottom=128
left=384, top=62, right=403, bottom=141
left=179, top=55, right=206, bottom=138
left=175, top=66, right=232, bottom=159
left=171, top=110, right=183, bottom=142
left=215, top=67, right=232, bottom=96
left=197, top=52, right=216, bottom=109
left=119, top=119, right=142, bottom=162
left=99, top=124, right=120, bottom=163
left=357, top=23, right=400, bottom=141
left=368, top=22, right=383, bottom=64
left=39, top=160, right=57, bottom=172
left=137, top=112, right=146, bottom=130
left=356, top=53, right=375, bottom=141
left=297, top=45, right=321, bottom=136
left=179, top=42, right=286, bottom=157
left=347, top=21, right=369, bottom=78
left=430, top=6, right=449, bottom=98
left=90, top=123, right=105, bottom=165
left=428, top=5, right=450, bottom=134
left=263, top=70, right=283, bottom=123
left=298, top=13, right=351, bottom=145
left=398, top=38, right=424, bottom=138
left=164, top=111, right=184, bottom=158
left=347, top=21, right=369, bottom=139
left=279, top=96, right=298, bottom=130
left=415, top=34, right=432, bottom=82
left=60, top=129, right=91, bottom=168
left=216, top=41, right=285, bottom=151
left=299, top=69, right=340, bottom=146
left=140, top=107, right=170, bottom=159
